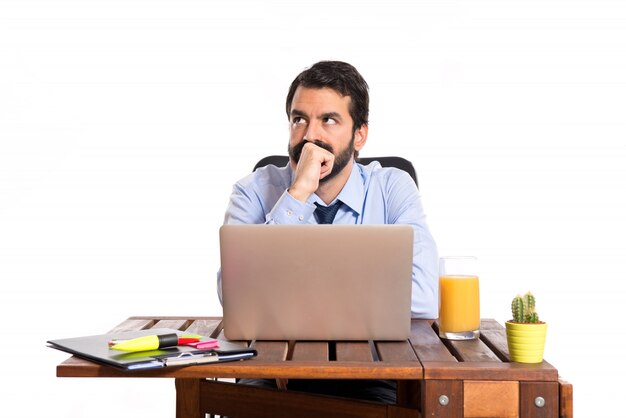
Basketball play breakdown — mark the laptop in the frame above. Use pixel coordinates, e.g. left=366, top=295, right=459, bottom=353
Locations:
left=220, top=224, right=413, bottom=341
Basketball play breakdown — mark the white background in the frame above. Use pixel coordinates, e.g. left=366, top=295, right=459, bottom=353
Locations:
left=1, top=1, right=625, bottom=417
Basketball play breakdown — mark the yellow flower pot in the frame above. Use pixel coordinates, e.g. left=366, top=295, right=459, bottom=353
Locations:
left=505, top=321, right=547, bottom=364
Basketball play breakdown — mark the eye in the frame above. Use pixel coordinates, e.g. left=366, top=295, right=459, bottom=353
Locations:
left=292, top=116, right=306, bottom=126
left=323, top=117, right=337, bottom=125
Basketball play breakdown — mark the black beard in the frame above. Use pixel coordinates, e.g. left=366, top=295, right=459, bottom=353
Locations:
left=288, top=137, right=355, bottom=183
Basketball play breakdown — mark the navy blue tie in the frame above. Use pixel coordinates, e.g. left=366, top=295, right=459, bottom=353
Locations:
left=314, top=200, right=343, bottom=224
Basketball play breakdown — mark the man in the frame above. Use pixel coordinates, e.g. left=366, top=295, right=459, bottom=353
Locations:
left=218, top=61, right=438, bottom=402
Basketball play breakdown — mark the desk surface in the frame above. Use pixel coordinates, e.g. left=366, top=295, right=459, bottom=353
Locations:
left=57, top=316, right=558, bottom=382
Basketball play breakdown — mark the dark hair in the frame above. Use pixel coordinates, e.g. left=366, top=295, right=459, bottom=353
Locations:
left=285, top=61, right=369, bottom=133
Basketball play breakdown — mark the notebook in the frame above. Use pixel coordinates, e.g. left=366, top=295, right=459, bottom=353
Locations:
left=47, top=328, right=257, bottom=370
left=220, top=224, right=413, bottom=341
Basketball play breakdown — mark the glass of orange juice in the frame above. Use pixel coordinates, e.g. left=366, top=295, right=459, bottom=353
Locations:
left=438, top=256, right=480, bottom=340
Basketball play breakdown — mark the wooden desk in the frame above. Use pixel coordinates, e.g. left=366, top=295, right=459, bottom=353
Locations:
left=56, top=316, right=573, bottom=418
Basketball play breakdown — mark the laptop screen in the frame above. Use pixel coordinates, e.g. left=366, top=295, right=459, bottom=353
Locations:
left=220, top=224, right=413, bottom=341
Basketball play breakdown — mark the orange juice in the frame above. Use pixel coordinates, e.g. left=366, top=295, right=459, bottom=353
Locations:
left=439, top=275, right=480, bottom=333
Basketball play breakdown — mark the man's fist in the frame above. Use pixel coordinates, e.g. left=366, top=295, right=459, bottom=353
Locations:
left=288, top=142, right=335, bottom=202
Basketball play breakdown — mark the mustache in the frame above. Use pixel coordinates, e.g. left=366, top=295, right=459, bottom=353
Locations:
left=289, top=140, right=335, bottom=163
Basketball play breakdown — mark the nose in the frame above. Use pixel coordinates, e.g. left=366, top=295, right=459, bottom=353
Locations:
left=303, top=120, right=322, bottom=142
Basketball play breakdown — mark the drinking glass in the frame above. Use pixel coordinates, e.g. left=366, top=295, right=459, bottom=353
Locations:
left=438, top=256, right=480, bottom=340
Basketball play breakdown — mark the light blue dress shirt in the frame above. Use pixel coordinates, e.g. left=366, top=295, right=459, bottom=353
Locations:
left=219, top=161, right=439, bottom=318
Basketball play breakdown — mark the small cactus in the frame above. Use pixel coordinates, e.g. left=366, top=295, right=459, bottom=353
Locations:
left=511, top=292, right=540, bottom=323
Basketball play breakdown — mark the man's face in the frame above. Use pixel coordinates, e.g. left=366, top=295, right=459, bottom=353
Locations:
left=287, top=87, right=361, bottom=183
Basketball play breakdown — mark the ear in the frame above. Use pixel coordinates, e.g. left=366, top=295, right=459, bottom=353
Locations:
left=353, top=124, right=368, bottom=152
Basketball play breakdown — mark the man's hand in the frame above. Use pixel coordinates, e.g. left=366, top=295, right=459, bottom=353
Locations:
left=288, top=142, right=334, bottom=202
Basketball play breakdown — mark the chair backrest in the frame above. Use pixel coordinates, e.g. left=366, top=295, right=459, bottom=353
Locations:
left=253, top=155, right=418, bottom=188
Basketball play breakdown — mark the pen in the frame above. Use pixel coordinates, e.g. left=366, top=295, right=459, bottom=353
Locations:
left=110, top=334, right=200, bottom=352
left=159, top=349, right=256, bottom=366
left=161, top=351, right=220, bottom=366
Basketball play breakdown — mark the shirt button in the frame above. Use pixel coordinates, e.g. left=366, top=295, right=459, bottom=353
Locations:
left=298, top=215, right=304, bottom=221
left=286, top=210, right=293, bottom=216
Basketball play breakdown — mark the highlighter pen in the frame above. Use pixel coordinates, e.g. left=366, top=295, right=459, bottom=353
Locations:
left=108, top=336, right=201, bottom=347
left=108, top=334, right=202, bottom=347
left=110, top=334, right=180, bottom=352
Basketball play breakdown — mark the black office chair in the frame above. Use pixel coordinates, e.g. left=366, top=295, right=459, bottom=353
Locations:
left=253, top=155, right=418, bottom=188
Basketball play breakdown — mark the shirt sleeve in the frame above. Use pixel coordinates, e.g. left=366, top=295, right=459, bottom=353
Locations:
left=223, top=173, right=315, bottom=225
left=217, top=171, right=316, bottom=303
left=265, top=191, right=316, bottom=224
left=385, top=171, right=439, bottom=319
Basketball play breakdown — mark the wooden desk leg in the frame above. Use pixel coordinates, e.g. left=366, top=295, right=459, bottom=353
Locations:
left=559, top=378, right=574, bottom=418
left=175, top=378, right=203, bottom=418
left=520, top=381, right=559, bottom=418
left=397, top=380, right=420, bottom=409
left=391, top=381, right=421, bottom=418
left=421, top=380, right=462, bottom=418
